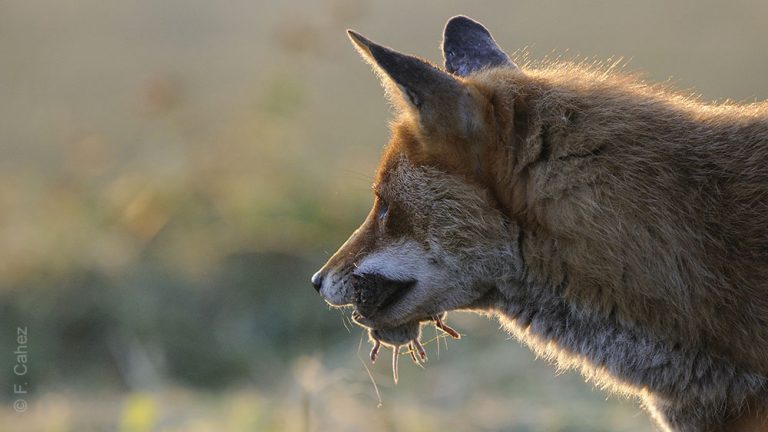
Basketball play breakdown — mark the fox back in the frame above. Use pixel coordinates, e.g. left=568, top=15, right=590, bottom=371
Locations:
left=312, top=16, right=768, bottom=431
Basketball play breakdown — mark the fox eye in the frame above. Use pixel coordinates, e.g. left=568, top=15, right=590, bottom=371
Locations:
left=376, top=198, right=389, bottom=220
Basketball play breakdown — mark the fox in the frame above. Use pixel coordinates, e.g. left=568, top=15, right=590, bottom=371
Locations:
left=311, top=15, right=768, bottom=432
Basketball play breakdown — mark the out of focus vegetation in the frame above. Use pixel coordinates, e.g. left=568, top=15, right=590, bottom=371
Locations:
left=1, top=1, right=766, bottom=431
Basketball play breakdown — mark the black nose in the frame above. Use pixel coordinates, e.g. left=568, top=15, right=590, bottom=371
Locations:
left=311, top=271, right=324, bottom=292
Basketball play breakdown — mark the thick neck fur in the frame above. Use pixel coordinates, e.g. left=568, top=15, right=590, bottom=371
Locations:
left=478, top=274, right=768, bottom=431
left=469, top=64, right=768, bottom=431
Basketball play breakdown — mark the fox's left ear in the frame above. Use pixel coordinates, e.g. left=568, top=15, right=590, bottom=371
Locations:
left=347, top=30, right=479, bottom=138
left=442, top=16, right=517, bottom=76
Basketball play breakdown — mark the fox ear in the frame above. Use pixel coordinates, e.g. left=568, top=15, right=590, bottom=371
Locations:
left=442, top=16, right=517, bottom=76
left=347, top=30, right=477, bottom=136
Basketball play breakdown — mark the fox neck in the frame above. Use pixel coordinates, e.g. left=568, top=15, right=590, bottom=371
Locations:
left=479, top=273, right=768, bottom=429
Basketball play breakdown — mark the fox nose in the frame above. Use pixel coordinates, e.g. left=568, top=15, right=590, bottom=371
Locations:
left=311, top=271, right=324, bottom=293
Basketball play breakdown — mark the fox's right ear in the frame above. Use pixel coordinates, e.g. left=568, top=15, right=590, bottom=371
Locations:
left=347, top=30, right=480, bottom=138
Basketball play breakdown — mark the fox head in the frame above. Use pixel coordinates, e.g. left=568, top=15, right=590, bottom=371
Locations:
left=312, top=17, right=525, bottom=346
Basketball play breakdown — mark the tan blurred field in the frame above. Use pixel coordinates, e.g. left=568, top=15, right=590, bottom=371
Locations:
left=1, top=1, right=767, bottom=431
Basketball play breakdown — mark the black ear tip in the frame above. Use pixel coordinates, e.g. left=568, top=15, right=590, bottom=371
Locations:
left=347, top=29, right=365, bottom=44
left=347, top=29, right=378, bottom=55
left=444, top=15, right=490, bottom=37
left=446, top=15, right=478, bottom=27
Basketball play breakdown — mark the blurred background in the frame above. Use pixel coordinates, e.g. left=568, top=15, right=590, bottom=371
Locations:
left=1, top=1, right=766, bottom=431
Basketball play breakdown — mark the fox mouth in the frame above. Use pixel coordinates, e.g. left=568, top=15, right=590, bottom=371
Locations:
left=348, top=273, right=462, bottom=383
left=351, top=273, right=416, bottom=320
